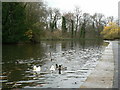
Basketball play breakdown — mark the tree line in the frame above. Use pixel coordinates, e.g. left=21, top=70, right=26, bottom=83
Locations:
left=2, top=1, right=119, bottom=44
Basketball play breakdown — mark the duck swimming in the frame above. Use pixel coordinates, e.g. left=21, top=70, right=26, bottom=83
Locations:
left=58, top=65, right=67, bottom=74
left=50, top=65, right=55, bottom=72
left=58, top=65, right=62, bottom=74
left=33, top=65, right=41, bottom=72
left=55, top=64, right=58, bottom=69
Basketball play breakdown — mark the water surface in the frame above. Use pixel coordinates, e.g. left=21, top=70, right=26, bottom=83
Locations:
left=2, top=40, right=108, bottom=88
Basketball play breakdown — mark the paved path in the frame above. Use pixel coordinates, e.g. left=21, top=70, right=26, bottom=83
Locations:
left=80, top=41, right=114, bottom=88
left=112, top=40, right=120, bottom=88
left=112, top=41, right=118, bottom=88
left=118, top=41, right=120, bottom=88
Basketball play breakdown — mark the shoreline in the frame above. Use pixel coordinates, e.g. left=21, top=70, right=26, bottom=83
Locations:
left=2, top=38, right=103, bottom=45
left=3, top=39, right=120, bottom=45
left=80, top=41, right=114, bottom=88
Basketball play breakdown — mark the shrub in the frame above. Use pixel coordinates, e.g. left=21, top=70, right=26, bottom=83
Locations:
left=101, top=22, right=120, bottom=39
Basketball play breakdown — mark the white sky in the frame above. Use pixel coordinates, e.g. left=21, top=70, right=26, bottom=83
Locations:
left=44, top=0, right=119, bottom=18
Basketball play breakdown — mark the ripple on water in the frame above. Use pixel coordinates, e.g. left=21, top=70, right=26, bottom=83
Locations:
left=67, top=75, right=86, bottom=78
left=17, top=80, right=39, bottom=84
left=64, top=71, right=76, bottom=73
left=0, top=80, right=8, bottom=83
left=2, top=41, right=106, bottom=88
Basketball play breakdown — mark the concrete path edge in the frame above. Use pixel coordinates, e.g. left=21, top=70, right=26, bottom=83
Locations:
left=80, top=41, right=114, bottom=88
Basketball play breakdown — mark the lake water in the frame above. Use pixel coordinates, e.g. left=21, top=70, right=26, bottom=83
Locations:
left=2, top=40, right=108, bottom=88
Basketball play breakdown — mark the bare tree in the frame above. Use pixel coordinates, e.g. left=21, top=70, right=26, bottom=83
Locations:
left=107, top=16, right=114, bottom=23
left=74, top=6, right=82, bottom=36
left=91, top=13, right=104, bottom=36
left=48, top=8, right=61, bottom=32
left=63, top=12, right=75, bottom=32
left=80, top=13, right=90, bottom=38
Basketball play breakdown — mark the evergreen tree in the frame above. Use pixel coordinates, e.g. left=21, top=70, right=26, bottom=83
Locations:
left=71, top=20, right=74, bottom=38
left=62, top=16, right=67, bottom=34
left=80, top=22, right=86, bottom=38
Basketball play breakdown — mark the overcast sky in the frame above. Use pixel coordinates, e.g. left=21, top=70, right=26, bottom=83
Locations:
left=44, top=0, right=119, bottom=18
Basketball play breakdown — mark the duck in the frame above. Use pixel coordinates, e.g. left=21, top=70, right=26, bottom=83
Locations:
left=50, top=65, right=55, bottom=72
left=58, top=65, right=67, bottom=74
left=33, top=65, right=41, bottom=72
left=55, top=64, right=59, bottom=69
left=58, top=65, right=62, bottom=74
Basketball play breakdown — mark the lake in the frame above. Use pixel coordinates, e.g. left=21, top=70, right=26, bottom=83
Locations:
left=2, top=40, right=108, bottom=88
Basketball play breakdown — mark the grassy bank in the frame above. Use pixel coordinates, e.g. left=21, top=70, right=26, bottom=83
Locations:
left=40, top=38, right=103, bottom=41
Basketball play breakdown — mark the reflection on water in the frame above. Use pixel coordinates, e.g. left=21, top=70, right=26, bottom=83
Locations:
left=2, top=40, right=108, bottom=88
